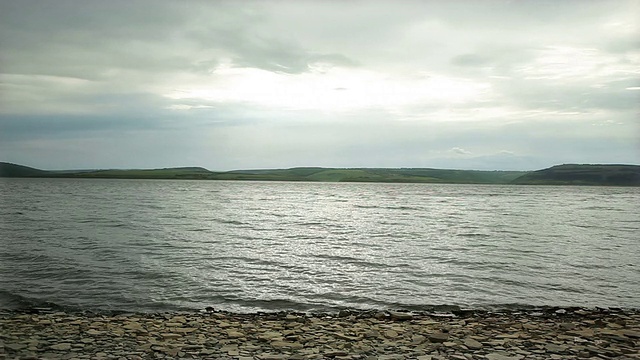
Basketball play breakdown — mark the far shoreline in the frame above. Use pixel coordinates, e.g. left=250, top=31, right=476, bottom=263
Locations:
left=3, top=304, right=640, bottom=314
left=3, top=162, right=640, bottom=186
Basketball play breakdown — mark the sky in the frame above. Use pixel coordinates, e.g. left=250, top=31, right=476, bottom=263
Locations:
left=1, top=0, right=639, bottom=171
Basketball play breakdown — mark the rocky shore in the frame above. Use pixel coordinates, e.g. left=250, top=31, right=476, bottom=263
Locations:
left=1, top=307, right=638, bottom=360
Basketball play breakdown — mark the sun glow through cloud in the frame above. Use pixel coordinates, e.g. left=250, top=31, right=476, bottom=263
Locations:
left=165, top=65, right=491, bottom=112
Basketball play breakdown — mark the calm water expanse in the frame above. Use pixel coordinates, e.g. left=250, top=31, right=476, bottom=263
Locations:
left=1, top=178, right=638, bottom=313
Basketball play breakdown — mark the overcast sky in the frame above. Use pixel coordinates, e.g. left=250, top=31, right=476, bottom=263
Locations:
left=1, top=0, right=639, bottom=171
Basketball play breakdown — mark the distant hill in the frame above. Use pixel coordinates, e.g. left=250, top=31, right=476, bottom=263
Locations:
left=77, top=167, right=214, bottom=179
left=221, top=167, right=525, bottom=183
left=0, top=162, right=214, bottom=179
left=511, top=164, right=640, bottom=186
left=0, top=162, right=50, bottom=177
left=2, top=161, right=639, bottom=185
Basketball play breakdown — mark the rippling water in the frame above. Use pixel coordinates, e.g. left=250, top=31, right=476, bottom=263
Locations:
left=1, top=178, right=638, bottom=313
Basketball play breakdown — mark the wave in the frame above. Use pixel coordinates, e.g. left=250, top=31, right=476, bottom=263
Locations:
left=6, top=288, right=620, bottom=315
left=1, top=180, right=638, bottom=314
left=213, top=218, right=249, bottom=226
left=312, top=254, right=414, bottom=270
left=0, top=289, right=73, bottom=312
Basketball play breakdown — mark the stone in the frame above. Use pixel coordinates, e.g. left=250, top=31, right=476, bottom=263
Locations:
left=170, top=316, right=186, bottom=323
left=164, top=348, right=180, bottom=356
left=485, top=354, right=523, bottom=360
left=411, top=335, right=427, bottom=344
left=50, top=343, right=72, bottom=351
left=259, top=331, right=282, bottom=338
left=389, top=311, right=413, bottom=320
left=464, top=337, right=483, bottom=349
left=271, top=341, right=303, bottom=349
left=378, top=355, right=404, bottom=360
left=220, top=344, right=238, bottom=352
left=450, top=355, right=467, bottom=360
left=258, top=354, right=287, bottom=360
left=577, top=350, right=591, bottom=358
left=384, top=329, right=399, bottom=338
left=559, top=322, right=575, bottom=330
left=0, top=308, right=639, bottom=360
left=123, top=322, right=143, bottom=330
left=324, top=350, right=349, bottom=357
left=5, top=343, right=27, bottom=351
left=335, top=332, right=362, bottom=341
left=545, top=344, right=567, bottom=353
left=227, top=330, right=245, bottom=338
left=374, top=312, right=387, bottom=319
left=428, top=332, right=449, bottom=343
left=173, top=327, right=197, bottom=333
left=621, top=329, right=640, bottom=338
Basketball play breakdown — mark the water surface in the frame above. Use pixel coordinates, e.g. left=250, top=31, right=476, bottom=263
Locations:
left=1, top=178, right=638, bottom=312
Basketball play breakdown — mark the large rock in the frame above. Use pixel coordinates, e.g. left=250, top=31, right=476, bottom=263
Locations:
left=226, top=330, right=245, bottom=338
left=428, top=332, right=449, bottom=343
left=464, top=337, right=483, bottom=349
left=389, top=311, right=413, bottom=321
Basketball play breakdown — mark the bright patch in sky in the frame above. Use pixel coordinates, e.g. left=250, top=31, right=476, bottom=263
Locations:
left=166, top=65, right=491, bottom=112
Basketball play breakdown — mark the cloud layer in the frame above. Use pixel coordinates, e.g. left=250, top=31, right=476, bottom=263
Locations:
left=1, top=0, right=638, bottom=170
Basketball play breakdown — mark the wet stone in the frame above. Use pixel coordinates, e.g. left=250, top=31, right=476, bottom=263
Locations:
left=388, top=311, right=413, bottom=321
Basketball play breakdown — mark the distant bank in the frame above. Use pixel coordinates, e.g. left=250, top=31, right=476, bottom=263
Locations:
left=1, top=162, right=639, bottom=186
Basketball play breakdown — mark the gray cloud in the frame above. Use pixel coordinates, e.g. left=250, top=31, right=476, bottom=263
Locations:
left=1, top=0, right=638, bottom=170
left=451, top=54, right=492, bottom=67
left=494, top=77, right=640, bottom=111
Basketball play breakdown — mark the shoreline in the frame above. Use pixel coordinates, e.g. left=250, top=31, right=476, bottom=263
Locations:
left=2, top=307, right=638, bottom=359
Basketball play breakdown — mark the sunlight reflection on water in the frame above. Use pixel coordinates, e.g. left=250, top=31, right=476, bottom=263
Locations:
left=1, top=178, right=639, bottom=312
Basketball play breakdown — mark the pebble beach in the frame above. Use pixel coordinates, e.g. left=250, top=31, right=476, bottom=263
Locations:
left=1, top=307, right=639, bottom=360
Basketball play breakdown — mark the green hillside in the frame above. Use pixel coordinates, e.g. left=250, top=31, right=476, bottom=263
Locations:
left=0, top=162, right=50, bottom=177
left=218, top=167, right=525, bottom=183
left=511, top=164, right=640, bottom=186
left=73, top=167, right=215, bottom=179
left=2, top=161, right=639, bottom=185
